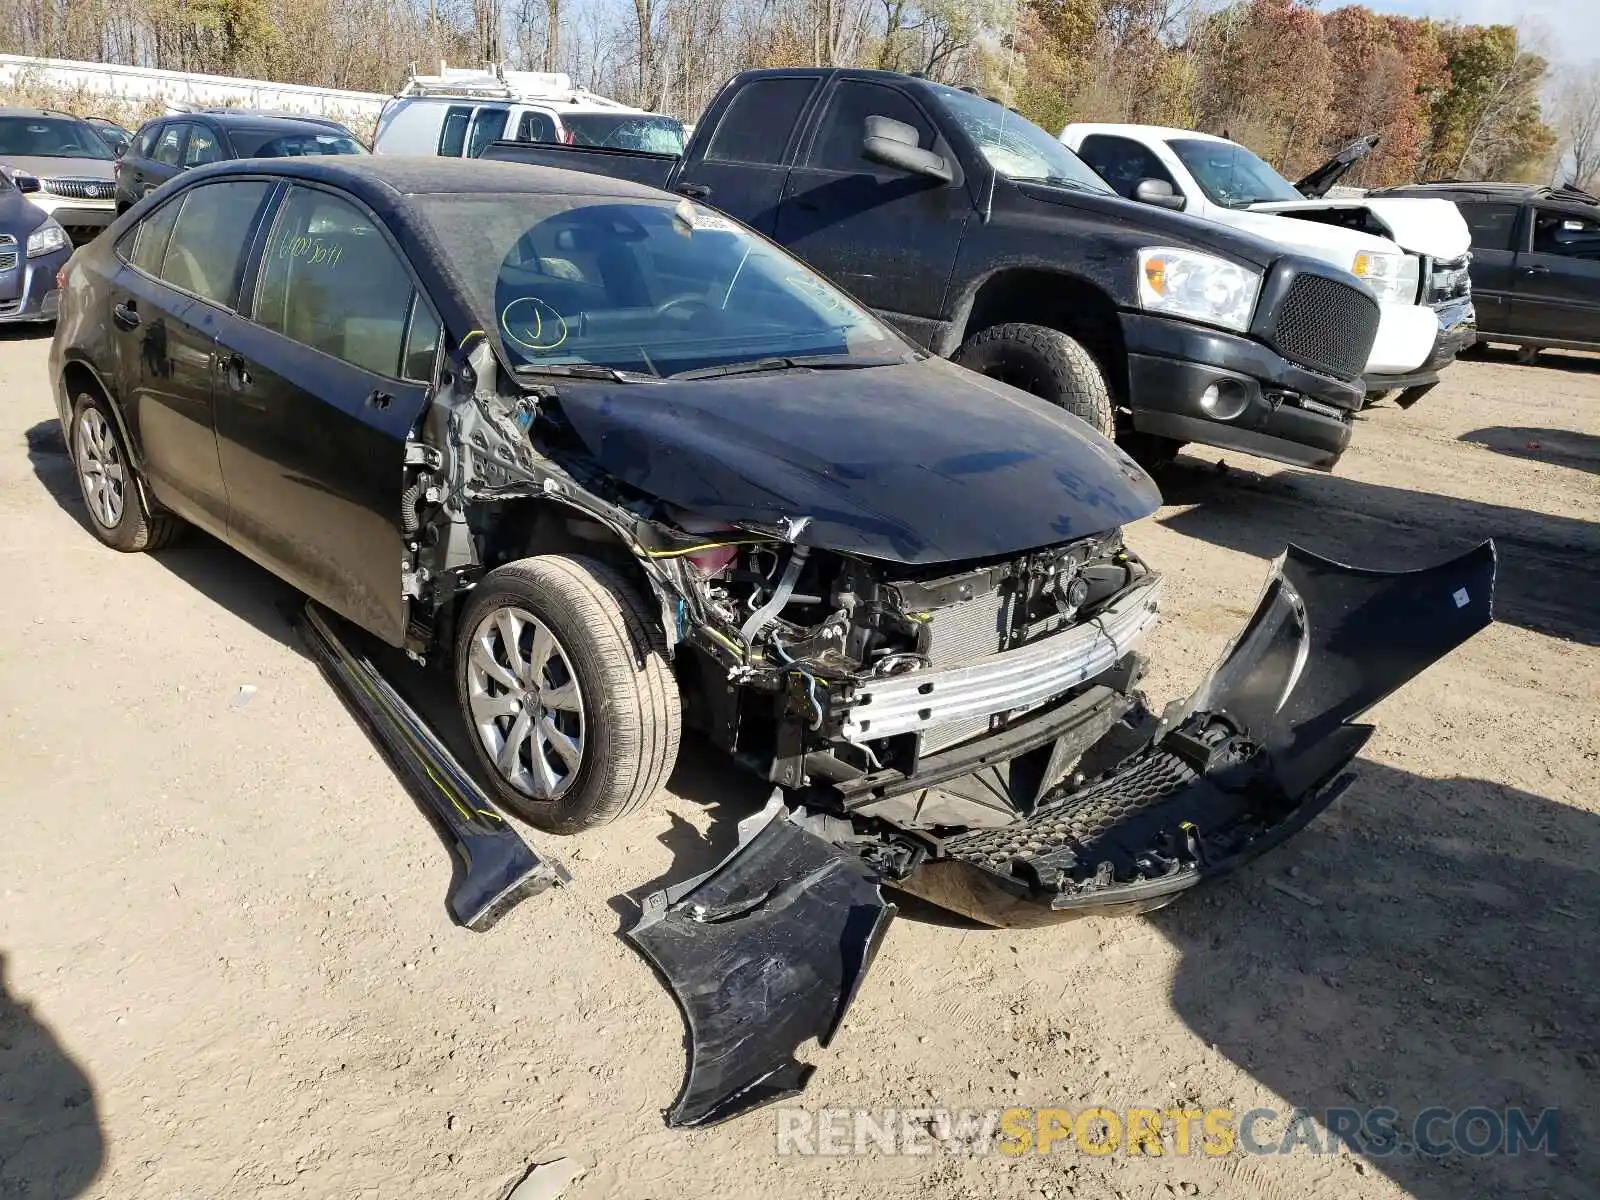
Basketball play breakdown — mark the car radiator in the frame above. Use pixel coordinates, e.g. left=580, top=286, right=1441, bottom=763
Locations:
left=919, top=587, right=1012, bottom=754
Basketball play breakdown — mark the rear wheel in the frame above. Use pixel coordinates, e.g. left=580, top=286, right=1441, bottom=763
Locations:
left=454, top=555, right=681, bottom=834
left=69, top=392, right=180, bottom=552
left=953, top=323, right=1116, bottom=438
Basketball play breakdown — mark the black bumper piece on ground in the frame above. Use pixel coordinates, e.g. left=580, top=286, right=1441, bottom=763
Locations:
left=296, top=602, right=568, bottom=931
left=626, top=800, right=895, bottom=1127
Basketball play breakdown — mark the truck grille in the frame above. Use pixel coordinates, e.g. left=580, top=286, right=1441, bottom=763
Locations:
left=919, top=587, right=1010, bottom=754
left=1261, top=273, right=1380, bottom=382
left=42, top=178, right=115, bottom=201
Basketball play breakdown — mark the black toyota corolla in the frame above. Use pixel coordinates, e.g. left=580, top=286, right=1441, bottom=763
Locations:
left=52, top=156, right=1493, bottom=1124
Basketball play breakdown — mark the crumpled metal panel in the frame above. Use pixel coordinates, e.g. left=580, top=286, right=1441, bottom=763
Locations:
left=625, top=800, right=895, bottom=1127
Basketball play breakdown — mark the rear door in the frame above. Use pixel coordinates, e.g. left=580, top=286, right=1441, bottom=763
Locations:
left=1454, top=199, right=1521, bottom=334
left=213, top=182, right=437, bottom=643
left=144, top=122, right=191, bottom=194
left=774, top=77, right=969, bottom=326
left=1510, top=204, right=1600, bottom=344
left=674, top=74, right=823, bottom=235
left=107, top=178, right=275, bottom=530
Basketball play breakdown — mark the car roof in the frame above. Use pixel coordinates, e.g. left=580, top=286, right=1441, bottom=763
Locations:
left=1375, top=181, right=1600, bottom=208
left=0, top=107, right=84, bottom=120
left=194, top=112, right=353, bottom=133
left=183, top=154, right=670, bottom=202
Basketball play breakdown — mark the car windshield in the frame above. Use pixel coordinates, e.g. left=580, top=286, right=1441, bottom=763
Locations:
left=927, top=85, right=1111, bottom=194
left=413, top=194, right=910, bottom=377
left=561, top=114, right=685, bottom=155
left=232, top=129, right=366, bottom=157
left=0, top=115, right=114, bottom=160
left=1167, top=138, right=1301, bottom=207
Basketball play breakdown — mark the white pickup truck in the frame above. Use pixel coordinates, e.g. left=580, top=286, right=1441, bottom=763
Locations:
left=1060, top=124, right=1477, bottom=405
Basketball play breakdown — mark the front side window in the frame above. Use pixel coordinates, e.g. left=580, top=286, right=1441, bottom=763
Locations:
left=439, top=106, right=473, bottom=157
left=413, top=193, right=909, bottom=377
left=561, top=114, right=685, bottom=154
left=160, top=180, right=272, bottom=305
left=255, top=186, right=417, bottom=376
left=807, top=81, right=935, bottom=174
left=152, top=124, right=187, bottom=166
left=1167, top=137, right=1301, bottom=207
left=928, top=85, right=1111, bottom=193
left=704, top=78, right=818, bottom=165
left=1457, top=201, right=1520, bottom=252
left=1078, top=135, right=1176, bottom=199
left=184, top=124, right=224, bottom=166
left=0, top=115, right=115, bottom=160
left=1532, top=208, right=1600, bottom=259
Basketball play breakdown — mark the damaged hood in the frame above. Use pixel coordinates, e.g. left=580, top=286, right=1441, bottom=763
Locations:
left=551, top=357, right=1161, bottom=564
left=1247, top=197, right=1471, bottom=261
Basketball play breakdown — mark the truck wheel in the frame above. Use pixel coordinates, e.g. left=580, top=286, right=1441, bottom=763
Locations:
left=953, top=323, right=1116, bottom=438
left=455, top=555, right=681, bottom=834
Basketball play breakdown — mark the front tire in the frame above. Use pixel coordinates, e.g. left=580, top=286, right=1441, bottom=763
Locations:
left=69, top=392, right=180, bottom=552
left=455, top=555, right=681, bottom=834
left=953, top=322, right=1116, bottom=437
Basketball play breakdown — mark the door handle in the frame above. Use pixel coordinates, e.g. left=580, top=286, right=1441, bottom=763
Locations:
left=366, top=389, right=393, bottom=411
left=676, top=182, right=711, bottom=201
left=215, top=352, right=250, bottom=388
left=1520, top=264, right=1550, bottom=275
left=112, top=300, right=140, bottom=330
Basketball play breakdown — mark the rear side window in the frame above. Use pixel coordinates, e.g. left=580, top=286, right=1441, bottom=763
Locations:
left=468, top=108, right=509, bottom=157
left=255, top=186, right=417, bottom=377
left=1458, top=202, right=1520, bottom=252
left=134, top=123, right=160, bottom=158
left=1079, top=135, right=1176, bottom=198
left=184, top=124, right=223, bottom=166
left=160, top=180, right=272, bottom=306
left=131, top=199, right=181, bottom=275
left=152, top=124, right=187, bottom=166
left=517, top=110, right=558, bottom=143
left=704, top=78, right=818, bottom=165
left=806, top=81, right=933, bottom=173
left=439, top=106, right=473, bottom=157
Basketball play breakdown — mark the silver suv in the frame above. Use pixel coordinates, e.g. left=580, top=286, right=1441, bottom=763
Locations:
left=0, top=108, right=118, bottom=244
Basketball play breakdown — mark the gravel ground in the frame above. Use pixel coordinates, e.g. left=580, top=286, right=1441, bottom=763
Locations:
left=3, top=331, right=1597, bottom=1200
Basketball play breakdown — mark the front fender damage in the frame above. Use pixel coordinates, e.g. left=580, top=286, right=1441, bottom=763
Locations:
left=628, top=542, right=1495, bottom=1122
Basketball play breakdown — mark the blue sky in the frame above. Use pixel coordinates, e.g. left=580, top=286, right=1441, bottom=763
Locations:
left=1357, top=0, right=1594, bottom=64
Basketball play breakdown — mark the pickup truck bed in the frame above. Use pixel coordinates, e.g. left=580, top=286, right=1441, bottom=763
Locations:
left=492, top=142, right=679, bottom=190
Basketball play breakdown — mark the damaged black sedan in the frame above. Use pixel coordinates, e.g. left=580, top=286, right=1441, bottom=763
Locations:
left=53, top=158, right=1494, bottom=1124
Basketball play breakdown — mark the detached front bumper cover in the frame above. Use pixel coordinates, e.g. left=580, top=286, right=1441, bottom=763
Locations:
left=631, top=542, right=1495, bottom=1123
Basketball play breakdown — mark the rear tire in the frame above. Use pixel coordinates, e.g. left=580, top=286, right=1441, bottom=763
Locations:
left=69, top=391, right=181, bottom=552
left=455, top=555, right=681, bottom=834
left=953, top=322, right=1116, bottom=437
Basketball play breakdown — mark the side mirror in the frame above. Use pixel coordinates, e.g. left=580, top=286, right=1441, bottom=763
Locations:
left=1134, top=177, right=1185, bottom=211
left=861, top=115, right=952, bottom=183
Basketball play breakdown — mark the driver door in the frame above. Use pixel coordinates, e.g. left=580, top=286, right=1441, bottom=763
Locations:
left=213, top=183, right=439, bottom=644
left=773, top=78, right=969, bottom=342
left=1509, top=205, right=1600, bottom=343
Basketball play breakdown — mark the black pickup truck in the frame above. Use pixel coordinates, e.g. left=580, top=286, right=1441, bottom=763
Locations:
left=480, top=68, right=1381, bottom=470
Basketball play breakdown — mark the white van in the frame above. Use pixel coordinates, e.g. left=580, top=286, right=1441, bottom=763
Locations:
left=374, top=65, right=686, bottom=158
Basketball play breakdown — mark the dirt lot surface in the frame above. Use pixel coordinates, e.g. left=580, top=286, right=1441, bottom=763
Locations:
left=3, top=332, right=1598, bottom=1200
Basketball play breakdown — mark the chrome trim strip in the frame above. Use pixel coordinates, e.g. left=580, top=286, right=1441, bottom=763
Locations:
left=841, top=577, right=1162, bottom=744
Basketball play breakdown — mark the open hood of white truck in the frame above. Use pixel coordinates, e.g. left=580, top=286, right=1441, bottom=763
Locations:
left=1246, top=197, right=1471, bottom=261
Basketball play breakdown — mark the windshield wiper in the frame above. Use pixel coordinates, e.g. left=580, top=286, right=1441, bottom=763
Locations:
left=670, top=353, right=903, bottom=380
left=512, top=363, right=661, bottom=384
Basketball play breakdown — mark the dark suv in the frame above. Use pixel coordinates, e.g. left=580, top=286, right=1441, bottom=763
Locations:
left=1374, top=181, right=1600, bottom=356
left=115, top=111, right=365, bottom=213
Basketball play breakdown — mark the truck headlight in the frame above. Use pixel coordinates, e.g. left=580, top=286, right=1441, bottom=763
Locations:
left=26, top=219, right=69, bottom=258
left=1137, top=247, right=1261, bottom=333
left=1351, top=251, right=1421, bottom=305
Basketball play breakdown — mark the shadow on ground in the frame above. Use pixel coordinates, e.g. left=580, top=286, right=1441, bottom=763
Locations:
left=1153, top=759, right=1597, bottom=1199
left=1459, top=426, right=1600, bottom=476
left=1151, top=455, right=1600, bottom=646
left=0, top=955, right=104, bottom=1198
left=1473, top=344, right=1600, bottom=374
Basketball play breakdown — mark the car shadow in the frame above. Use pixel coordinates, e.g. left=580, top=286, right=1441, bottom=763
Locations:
left=0, top=954, right=105, bottom=1198
left=1152, top=759, right=1597, bottom=1197
left=1149, top=455, right=1600, bottom=647
left=1458, top=426, right=1600, bottom=476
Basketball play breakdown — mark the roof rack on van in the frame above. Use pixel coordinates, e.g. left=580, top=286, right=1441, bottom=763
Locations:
left=395, top=61, right=633, bottom=109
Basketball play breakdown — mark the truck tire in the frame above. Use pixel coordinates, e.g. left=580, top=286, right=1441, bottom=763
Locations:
left=455, top=555, right=681, bottom=834
left=953, top=323, right=1116, bottom=438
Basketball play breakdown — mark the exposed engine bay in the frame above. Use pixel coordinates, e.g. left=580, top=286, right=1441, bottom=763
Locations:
left=372, top=340, right=1498, bottom=1128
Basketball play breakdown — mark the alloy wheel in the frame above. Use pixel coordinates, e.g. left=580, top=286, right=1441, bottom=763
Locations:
left=75, top=407, right=126, bottom=529
left=465, top=605, right=586, bottom=799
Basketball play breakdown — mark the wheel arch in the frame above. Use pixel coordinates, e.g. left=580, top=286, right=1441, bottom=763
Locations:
left=941, top=268, right=1129, bottom=402
left=59, top=356, right=148, bottom=483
